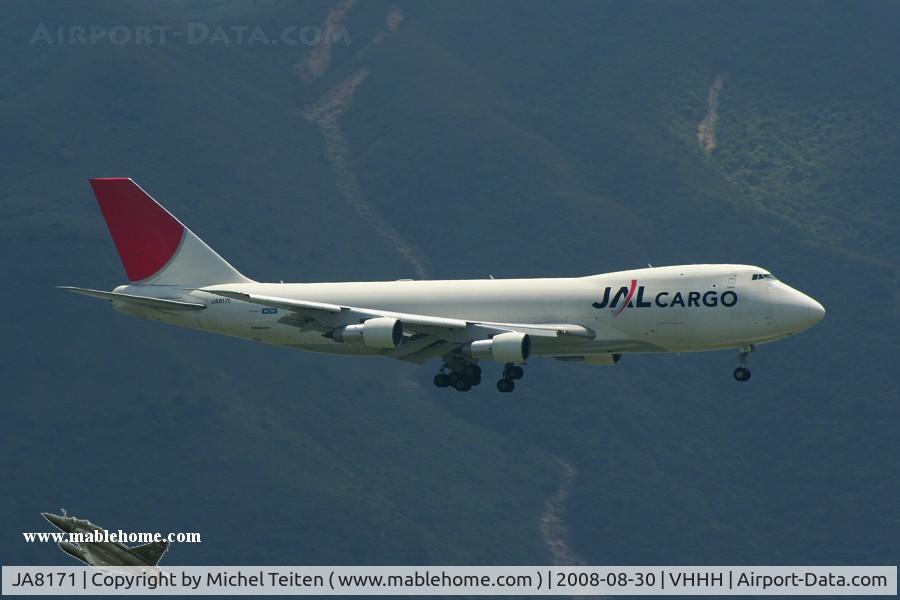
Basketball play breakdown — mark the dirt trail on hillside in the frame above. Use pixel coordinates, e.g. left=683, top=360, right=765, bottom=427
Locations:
left=541, top=457, right=611, bottom=599
left=698, top=73, right=726, bottom=154
left=294, top=0, right=355, bottom=82
left=302, top=68, right=430, bottom=279
left=540, top=457, right=583, bottom=566
left=373, top=6, right=405, bottom=43
left=298, top=4, right=430, bottom=278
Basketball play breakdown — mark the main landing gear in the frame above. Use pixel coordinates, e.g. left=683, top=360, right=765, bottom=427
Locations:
left=733, top=345, right=754, bottom=382
left=433, top=359, right=525, bottom=393
left=496, top=363, right=524, bottom=393
left=434, top=360, right=482, bottom=392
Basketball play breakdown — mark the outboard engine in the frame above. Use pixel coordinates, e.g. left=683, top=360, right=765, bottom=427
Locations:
left=332, top=317, right=403, bottom=349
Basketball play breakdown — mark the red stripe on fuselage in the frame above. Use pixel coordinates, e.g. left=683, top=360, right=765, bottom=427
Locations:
left=613, top=278, right=638, bottom=317
left=89, top=178, right=184, bottom=282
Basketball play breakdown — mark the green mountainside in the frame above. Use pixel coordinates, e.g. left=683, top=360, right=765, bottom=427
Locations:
left=1, top=0, right=897, bottom=566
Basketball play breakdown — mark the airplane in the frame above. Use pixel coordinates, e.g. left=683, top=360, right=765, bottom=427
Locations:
left=42, top=510, right=169, bottom=567
left=63, top=178, right=825, bottom=392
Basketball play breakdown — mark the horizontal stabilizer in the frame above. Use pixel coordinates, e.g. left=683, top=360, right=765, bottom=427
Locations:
left=60, top=286, right=206, bottom=311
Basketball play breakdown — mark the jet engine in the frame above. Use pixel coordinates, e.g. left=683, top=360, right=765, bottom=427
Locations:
left=467, top=332, right=531, bottom=363
left=58, top=542, right=86, bottom=563
left=332, top=317, right=403, bottom=349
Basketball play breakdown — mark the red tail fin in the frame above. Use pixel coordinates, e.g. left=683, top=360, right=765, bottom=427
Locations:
left=88, top=178, right=250, bottom=285
left=90, top=178, right=184, bottom=282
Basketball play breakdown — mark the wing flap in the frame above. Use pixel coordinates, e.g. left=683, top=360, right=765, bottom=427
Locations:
left=482, top=322, right=595, bottom=339
left=210, top=291, right=343, bottom=314
left=208, top=290, right=469, bottom=330
left=206, top=290, right=596, bottom=348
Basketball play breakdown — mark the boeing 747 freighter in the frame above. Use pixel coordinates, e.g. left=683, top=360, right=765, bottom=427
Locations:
left=64, top=179, right=825, bottom=392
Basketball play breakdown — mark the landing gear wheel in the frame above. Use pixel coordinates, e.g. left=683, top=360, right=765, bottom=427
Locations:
left=502, top=363, right=525, bottom=380
left=453, top=378, right=472, bottom=392
left=462, top=364, right=481, bottom=379
left=733, top=345, right=754, bottom=382
left=433, top=373, right=450, bottom=388
left=733, top=367, right=751, bottom=382
left=496, top=378, right=515, bottom=393
left=507, top=365, right=524, bottom=380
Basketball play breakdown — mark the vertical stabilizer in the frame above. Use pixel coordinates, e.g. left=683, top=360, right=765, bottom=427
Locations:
left=89, top=178, right=252, bottom=286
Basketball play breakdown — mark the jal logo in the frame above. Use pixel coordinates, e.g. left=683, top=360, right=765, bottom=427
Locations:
left=593, top=279, right=738, bottom=317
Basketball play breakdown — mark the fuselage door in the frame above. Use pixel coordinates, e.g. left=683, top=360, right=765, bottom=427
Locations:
left=727, top=273, right=737, bottom=288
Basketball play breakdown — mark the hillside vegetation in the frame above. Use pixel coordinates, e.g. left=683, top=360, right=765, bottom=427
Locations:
left=1, top=0, right=897, bottom=566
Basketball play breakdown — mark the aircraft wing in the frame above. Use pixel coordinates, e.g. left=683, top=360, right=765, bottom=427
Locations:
left=208, top=290, right=594, bottom=363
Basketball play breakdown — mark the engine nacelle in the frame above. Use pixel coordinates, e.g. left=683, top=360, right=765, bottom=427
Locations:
left=333, top=317, right=402, bottom=349
left=467, top=332, right=531, bottom=363
left=584, top=353, right=621, bottom=366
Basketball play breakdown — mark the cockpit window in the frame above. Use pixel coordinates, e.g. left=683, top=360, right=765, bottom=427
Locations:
left=752, top=273, right=778, bottom=281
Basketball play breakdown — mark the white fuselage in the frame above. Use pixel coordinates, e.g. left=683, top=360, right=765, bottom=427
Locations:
left=109, top=264, right=824, bottom=361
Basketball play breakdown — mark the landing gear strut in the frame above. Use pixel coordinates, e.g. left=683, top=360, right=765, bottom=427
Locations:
left=496, top=362, right=524, bottom=393
left=733, top=345, right=754, bottom=382
left=434, top=359, right=481, bottom=392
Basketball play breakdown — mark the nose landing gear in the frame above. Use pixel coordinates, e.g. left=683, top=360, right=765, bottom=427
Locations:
left=733, top=345, right=754, bottom=382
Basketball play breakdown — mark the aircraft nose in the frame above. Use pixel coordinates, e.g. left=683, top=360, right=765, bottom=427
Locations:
left=807, top=297, right=826, bottom=325
left=772, top=288, right=825, bottom=333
